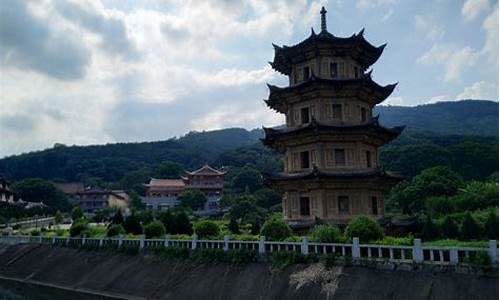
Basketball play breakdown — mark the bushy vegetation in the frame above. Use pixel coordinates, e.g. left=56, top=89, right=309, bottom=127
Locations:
left=310, top=225, right=342, bottom=243
left=260, top=216, right=292, bottom=241
left=107, top=224, right=125, bottom=237
left=70, top=220, right=89, bottom=237
left=193, top=220, right=220, bottom=238
left=345, top=216, right=384, bottom=243
left=144, top=221, right=166, bottom=239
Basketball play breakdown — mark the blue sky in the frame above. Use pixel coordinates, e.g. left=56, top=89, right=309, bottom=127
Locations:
left=0, top=0, right=498, bottom=157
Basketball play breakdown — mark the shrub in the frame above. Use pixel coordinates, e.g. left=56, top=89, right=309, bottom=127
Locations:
left=310, top=224, right=341, bottom=243
left=440, top=216, right=459, bottom=239
left=144, top=220, right=166, bottom=239
left=107, top=224, right=125, bottom=237
left=422, top=216, right=440, bottom=241
left=484, top=212, right=498, bottom=240
left=228, top=217, right=240, bottom=234
left=124, top=214, right=143, bottom=235
left=111, top=210, right=124, bottom=225
left=70, top=220, right=88, bottom=237
left=71, top=206, right=84, bottom=221
left=345, top=216, right=384, bottom=243
left=54, top=210, right=63, bottom=224
left=30, top=230, right=40, bottom=236
left=260, top=216, right=292, bottom=241
left=194, top=220, right=220, bottom=238
left=461, top=212, right=481, bottom=240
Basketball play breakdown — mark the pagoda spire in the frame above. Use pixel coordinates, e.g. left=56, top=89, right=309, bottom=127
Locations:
left=320, top=6, right=327, bottom=32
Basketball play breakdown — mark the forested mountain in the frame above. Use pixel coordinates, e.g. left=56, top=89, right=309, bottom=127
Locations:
left=0, top=100, right=497, bottom=184
left=375, top=100, right=498, bottom=136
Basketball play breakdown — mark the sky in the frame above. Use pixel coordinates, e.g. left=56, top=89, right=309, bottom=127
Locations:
left=0, top=0, right=498, bottom=157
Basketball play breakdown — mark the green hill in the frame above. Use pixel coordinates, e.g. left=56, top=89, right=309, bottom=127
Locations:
left=374, top=100, right=498, bottom=136
left=0, top=100, right=497, bottom=184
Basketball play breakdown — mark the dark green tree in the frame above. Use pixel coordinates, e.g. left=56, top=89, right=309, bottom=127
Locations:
left=254, top=188, right=282, bottom=209
left=154, top=161, right=183, bottom=179
left=484, top=212, right=498, bottom=240
left=230, top=167, right=263, bottom=193
left=128, top=191, right=145, bottom=211
left=111, top=210, right=124, bottom=225
left=124, top=214, right=143, bottom=235
left=460, top=212, right=481, bottom=240
left=71, top=206, right=84, bottom=221
left=178, top=190, right=206, bottom=211
left=228, top=217, right=240, bottom=234
left=174, top=211, right=193, bottom=235
left=422, top=216, right=440, bottom=241
left=54, top=210, right=63, bottom=224
left=440, top=216, right=459, bottom=239
left=11, top=178, right=70, bottom=211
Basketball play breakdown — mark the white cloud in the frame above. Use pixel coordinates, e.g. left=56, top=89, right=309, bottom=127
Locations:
left=479, top=5, right=499, bottom=63
left=414, top=15, right=445, bottom=40
left=356, top=0, right=398, bottom=10
left=418, top=44, right=476, bottom=82
left=462, top=0, right=490, bottom=22
left=381, top=9, right=394, bottom=22
left=456, top=81, right=497, bottom=100
left=195, top=66, right=277, bottom=87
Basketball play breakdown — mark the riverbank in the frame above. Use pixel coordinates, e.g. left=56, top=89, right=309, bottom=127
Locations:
left=0, top=244, right=497, bottom=299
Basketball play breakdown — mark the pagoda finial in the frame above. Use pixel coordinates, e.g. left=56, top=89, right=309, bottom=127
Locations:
left=320, top=6, right=327, bottom=32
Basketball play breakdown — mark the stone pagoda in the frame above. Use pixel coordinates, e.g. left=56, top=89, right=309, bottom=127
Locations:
left=263, top=7, right=404, bottom=228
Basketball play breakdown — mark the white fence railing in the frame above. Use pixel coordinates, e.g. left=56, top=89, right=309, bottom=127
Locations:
left=0, top=235, right=497, bottom=267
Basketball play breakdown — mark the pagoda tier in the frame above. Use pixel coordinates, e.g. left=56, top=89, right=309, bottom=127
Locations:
left=263, top=116, right=404, bottom=152
left=270, top=28, right=385, bottom=75
left=267, top=167, right=403, bottom=191
left=265, top=72, right=397, bottom=113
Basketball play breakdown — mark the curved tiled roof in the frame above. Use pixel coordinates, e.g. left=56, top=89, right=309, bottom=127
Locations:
left=270, top=28, right=386, bottom=75
left=265, top=72, right=397, bottom=112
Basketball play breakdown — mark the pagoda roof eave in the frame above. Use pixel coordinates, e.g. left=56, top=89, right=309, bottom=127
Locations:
left=263, top=116, right=404, bottom=139
left=271, top=29, right=385, bottom=74
left=266, top=167, right=405, bottom=182
left=265, top=73, right=397, bottom=112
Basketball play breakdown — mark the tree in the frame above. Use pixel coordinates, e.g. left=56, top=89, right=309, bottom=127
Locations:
left=254, top=188, right=282, bottom=209
left=124, top=214, right=143, bottom=235
left=460, top=212, right=481, bottom=240
left=387, top=166, right=464, bottom=214
left=178, top=190, right=207, bottom=211
left=230, top=167, right=263, bottom=193
left=107, top=224, right=125, bottom=237
left=111, top=210, right=124, bottom=225
left=128, top=191, right=145, bottom=211
left=421, top=216, right=440, bottom=241
left=228, top=217, right=240, bottom=234
left=71, top=206, right=84, bottom=221
left=440, top=216, right=459, bottom=239
left=54, top=210, right=63, bottom=224
left=194, top=220, right=220, bottom=238
left=173, top=211, right=193, bottom=235
left=159, top=210, right=176, bottom=233
left=11, top=178, right=70, bottom=211
left=144, top=220, right=166, bottom=238
left=310, top=224, right=342, bottom=243
left=345, top=216, right=384, bottom=243
left=484, top=212, right=498, bottom=240
left=425, top=196, right=453, bottom=217
left=70, top=220, right=88, bottom=237
left=154, top=161, right=183, bottom=179
left=260, top=216, right=292, bottom=241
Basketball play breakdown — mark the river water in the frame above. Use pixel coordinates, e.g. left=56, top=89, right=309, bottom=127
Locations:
left=0, top=278, right=125, bottom=300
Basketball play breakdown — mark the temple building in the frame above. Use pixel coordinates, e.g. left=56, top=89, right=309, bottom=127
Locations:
left=142, top=164, right=225, bottom=214
left=263, top=7, right=404, bottom=228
